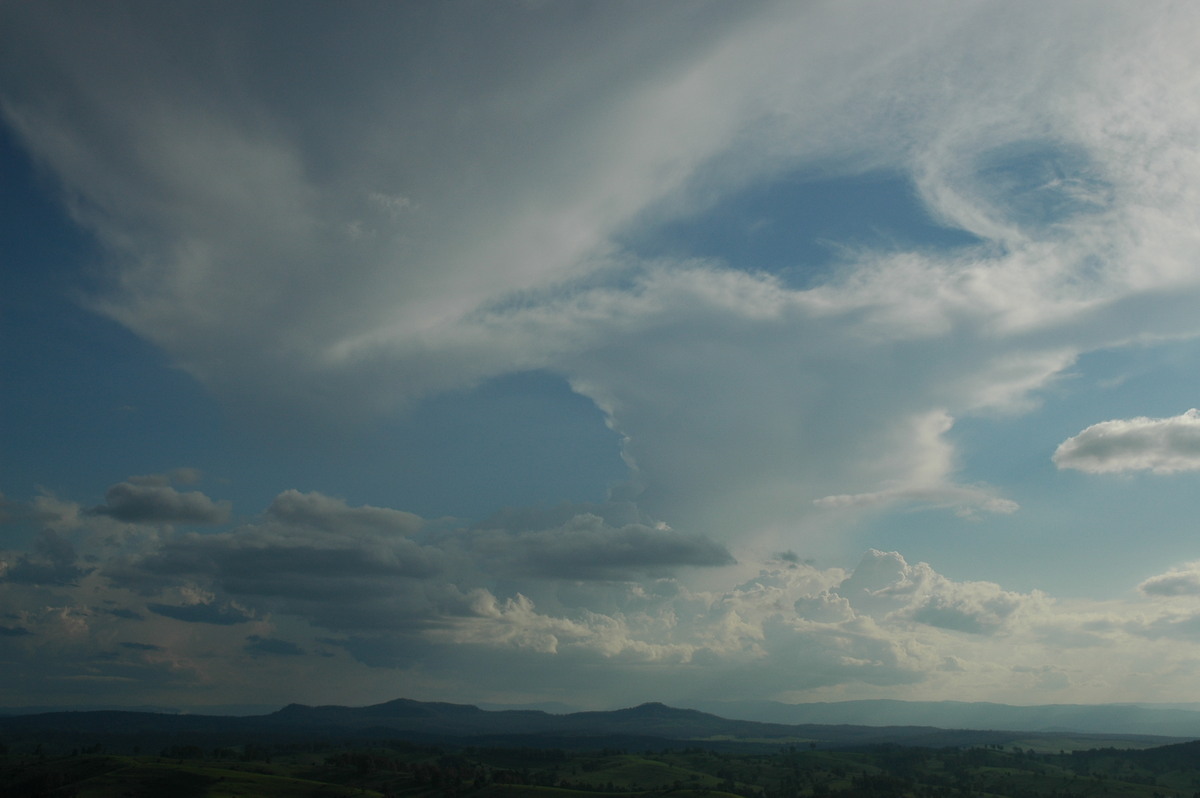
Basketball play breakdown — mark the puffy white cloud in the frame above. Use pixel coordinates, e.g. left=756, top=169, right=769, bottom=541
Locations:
left=833, top=550, right=1043, bottom=635
left=1054, top=409, right=1200, bottom=474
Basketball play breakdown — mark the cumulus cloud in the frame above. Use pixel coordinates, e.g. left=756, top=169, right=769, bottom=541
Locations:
left=91, top=481, right=230, bottom=525
left=1054, top=409, right=1200, bottom=474
left=835, top=550, right=1041, bottom=635
left=430, top=591, right=684, bottom=660
left=1140, top=562, right=1200, bottom=596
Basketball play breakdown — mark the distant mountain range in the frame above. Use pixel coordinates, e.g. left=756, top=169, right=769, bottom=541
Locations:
left=1, top=697, right=1194, bottom=753
left=687, top=699, right=1200, bottom=738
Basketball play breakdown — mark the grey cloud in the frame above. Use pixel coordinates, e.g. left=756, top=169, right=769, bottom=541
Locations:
left=124, top=496, right=439, bottom=598
left=0, top=1, right=754, bottom=416
left=1054, top=409, right=1200, bottom=474
left=126, top=473, right=171, bottom=487
left=147, top=601, right=254, bottom=625
left=106, top=608, right=144, bottom=620
left=120, top=641, right=164, bottom=651
left=473, top=501, right=648, bottom=534
left=0, top=625, right=31, bottom=637
left=910, top=592, right=1025, bottom=635
left=91, top=481, right=230, bottom=525
left=106, top=491, right=449, bottom=632
left=1128, top=613, right=1200, bottom=641
left=476, top=513, right=734, bottom=580
left=169, top=467, right=203, bottom=485
left=265, top=489, right=422, bottom=536
left=331, top=635, right=427, bottom=669
left=4, top=530, right=90, bottom=585
left=244, top=635, right=304, bottom=657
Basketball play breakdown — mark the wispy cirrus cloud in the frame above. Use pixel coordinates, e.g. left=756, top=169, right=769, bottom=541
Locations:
left=6, top=2, right=1200, bottom=555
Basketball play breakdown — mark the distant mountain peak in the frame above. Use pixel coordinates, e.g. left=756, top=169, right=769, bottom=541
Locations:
left=618, top=702, right=708, bottom=718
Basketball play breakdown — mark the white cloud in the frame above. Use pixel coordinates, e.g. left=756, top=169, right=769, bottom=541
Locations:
left=10, top=3, right=1200, bottom=707
left=833, top=550, right=1044, bottom=635
left=1054, top=409, right=1200, bottom=474
left=1140, top=562, right=1200, bottom=597
left=6, top=2, right=1200, bottom=552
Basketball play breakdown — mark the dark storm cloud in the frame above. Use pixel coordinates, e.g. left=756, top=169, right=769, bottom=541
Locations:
left=112, top=490, right=438, bottom=597
left=3, top=530, right=90, bottom=585
left=0, top=625, right=31, bottom=637
left=119, top=641, right=164, bottom=651
left=106, top=608, right=144, bottom=620
left=102, top=490, right=456, bottom=633
left=147, top=601, right=254, bottom=625
left=244, top=635, right=304, bottom=657
left=91, top=481, right=230, bottom=525
left=134, top=539, right=439, bottom=597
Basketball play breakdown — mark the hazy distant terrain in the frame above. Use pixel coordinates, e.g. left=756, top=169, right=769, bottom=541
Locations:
left=0, top=698, right=1189, bottom=755
left=689, top=699, right=1200, bottom=738
left=4, top=700, right=1200, bottom=798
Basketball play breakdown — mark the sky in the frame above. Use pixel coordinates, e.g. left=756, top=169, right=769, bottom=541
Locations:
left=5, top=1, right=1200, bottom=713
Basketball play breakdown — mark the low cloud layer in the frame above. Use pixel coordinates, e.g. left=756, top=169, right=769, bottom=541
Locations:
left=4, top=482, right=1200, bottom=708
left=475, top=514, right=735, bottom=580
left=1054, top=409, right=1200, bottom=474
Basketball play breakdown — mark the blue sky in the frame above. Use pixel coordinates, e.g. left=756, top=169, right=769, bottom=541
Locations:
left=5, top=1, right=1200, bottom=712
